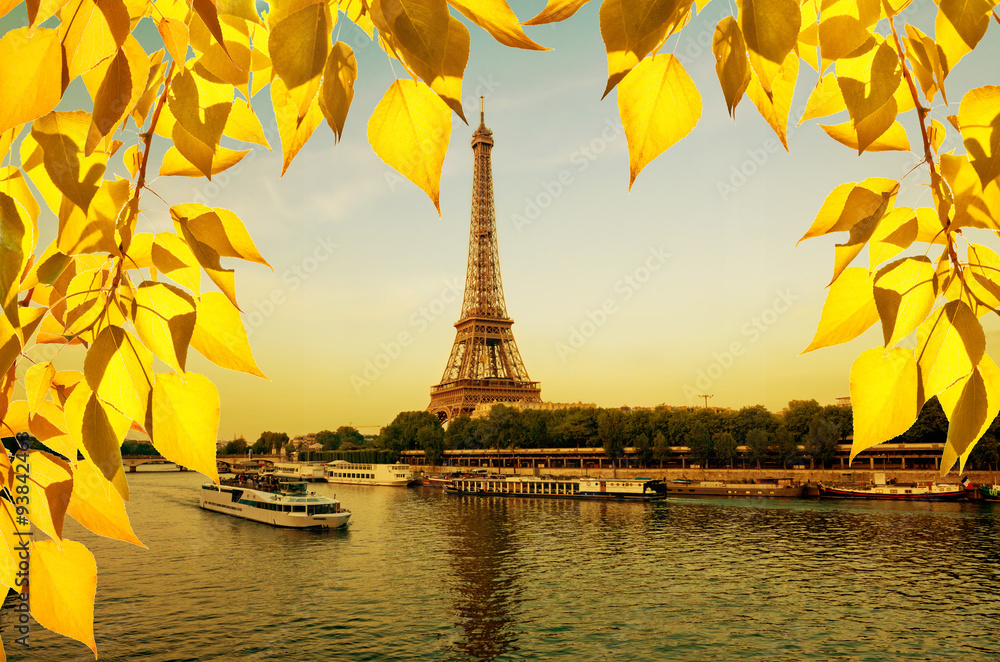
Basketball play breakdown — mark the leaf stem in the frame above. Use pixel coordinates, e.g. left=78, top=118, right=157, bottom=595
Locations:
left=887, top=18, right=960, bottom=271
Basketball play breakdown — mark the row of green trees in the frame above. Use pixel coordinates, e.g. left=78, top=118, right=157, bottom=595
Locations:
left=215, top=428, right=367, bottom=457
left=371, top=399, right=1000, bottom=471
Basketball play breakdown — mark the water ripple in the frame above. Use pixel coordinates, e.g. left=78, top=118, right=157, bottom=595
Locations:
left=5, top=475, right=1000, bottom=661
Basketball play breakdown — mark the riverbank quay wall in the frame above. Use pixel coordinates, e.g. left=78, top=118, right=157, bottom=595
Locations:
left=402, top=442, right=953, bottom=473
left=407, top=465, right=998, bottom=485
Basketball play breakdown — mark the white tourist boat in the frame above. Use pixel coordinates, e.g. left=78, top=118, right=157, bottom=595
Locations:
left=273, top=462, right=325, bottom=482
left=199, top=480, right=351, bottom=529
left=446, top=475, right=667, bottom=500
left=324, top=461, right=418, bottom=486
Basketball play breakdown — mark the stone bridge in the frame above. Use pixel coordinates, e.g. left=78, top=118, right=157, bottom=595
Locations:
left=121, top=455, right=284, bottom=473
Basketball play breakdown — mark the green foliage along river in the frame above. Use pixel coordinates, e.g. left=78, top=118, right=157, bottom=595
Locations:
left=7, top=470, right=1000, bottom=661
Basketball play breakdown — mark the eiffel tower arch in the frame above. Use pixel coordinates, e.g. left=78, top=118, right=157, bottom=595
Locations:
left=428, top=101, right=541, bottom=423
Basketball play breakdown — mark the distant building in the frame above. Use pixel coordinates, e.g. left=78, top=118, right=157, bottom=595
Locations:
left=836, top=397, right=851, bottom=407
left=470, top=401, right=596, bottom=419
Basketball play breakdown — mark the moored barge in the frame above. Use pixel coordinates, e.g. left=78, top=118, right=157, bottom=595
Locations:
left=324, top=461, right=419, bottom=486
left=446, top=475, right=666, bottom=500
left=663, top=478, right=805, bottom=498
left=817, top=482, right=970, bottom=501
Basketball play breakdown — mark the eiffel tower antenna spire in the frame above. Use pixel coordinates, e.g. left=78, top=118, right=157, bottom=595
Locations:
left=428, top=106, right=541, bottom=422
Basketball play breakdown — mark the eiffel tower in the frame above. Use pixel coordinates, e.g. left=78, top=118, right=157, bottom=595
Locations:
left=428, top=100, right=541, bottom=422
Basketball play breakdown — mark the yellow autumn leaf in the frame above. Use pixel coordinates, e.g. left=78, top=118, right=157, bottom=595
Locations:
left=175, top=222, right=239, bottom=310
left=272, top=77, right=325, bottom=176
left=132, top=282, right=197, bottom=373
left=916, top=299, right=985, bottom=399
left=25, top=111, right=108, bottom=215
left=618, top=54, right=701, bottom=191
left=28, top=0, right=72, bottom=25
left=928, top=118, right=947, bottom=153
left=712, top=17, right=750, bottom=118
left=746, top=51, right=798, bottom=150
left=0, top=193, right=32, bottom=322
left=0, top=165, right=40, bottom=226
left=836, top=37, right=902, bottom=149
left=30, top=539, right=97, bottom=656
left=192, top=0, right=231, bottom=55
left=196, top=35, right=253, bottom=95
left=447, top=0, right=548, bottom=50
left=913, top=206, right=948, bottom=245
left=66, top=459, right=145, bottom=547
left=819, top=120, right=910, bottom=153
left=189, top=291, right=267, bottom=378
left=741, top=0, right=800, bottom=95
left=0, top=27, right=63, bottom=137
left=167, top=68, right=234, bottom=178
left=368, top=78, right=452, bottom=214
left=158, top=145, right=251, bottom=177
left=370, top=0, right=470, bottom=120
left=799, top=177, right=898, bottom=242
left=873, top=256, right=937, bottom=348
left=83, top=325, right=153, bottom=422
left=817, top=0, right=877, bottom=62
left=24, top=450, right=74, bottom=542
left=0, top=501, right=21, bottom=591
left=59, top=0, right=130, bottom=80
left=598, top=0, right=686, bottom=98
left=149, top=372, right=220, bottom=483
left=524, top=0, right=591, bottom=25
left=152, top=232, right=201, bottom=294
left=869, top=207, right=917, bottom=269
left=803, top=267, right=880, bottom=353
left=223, top=98, right=270, bottom=149
left=29, top=401, right=77, bottom=459
left=338, top=0, right=374, bottom=36
left=270, top=2, right=330, bottom=119
left=904, top=24, right=948, bottom=104
left=0, top=399, right=29, bottom=439
left=319, top=42, right=358, bottom=143
left=132, top=53, right=168, bottom=127
left=25, top=362, right=55, bottom=417
left=849, top=346, right=919, bottom=460
left=61, top=265, right=111, bottom=341
left=172, top=203, right=270, bottom=268
left=941, top=152, right=1000, bottom=231
left=831, top=184, right=898, bottom=283
left=86, top=38, right=150, bottom=155
left=63, top=383, right=131, bottom=498
left=58, top=178, right=130, bottom=257
left=967, top=243, right=1000, bottom=314
left=935, top=0, right=992, bottom=73
left=958, top=86, right=1000, bottom=189
left=939, top=354, right=1000, bottom=474
left=158, top=16, right=189, bottom=64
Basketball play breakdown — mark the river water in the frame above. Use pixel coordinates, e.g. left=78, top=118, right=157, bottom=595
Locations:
left=6, top=470, right=1000, bottom=661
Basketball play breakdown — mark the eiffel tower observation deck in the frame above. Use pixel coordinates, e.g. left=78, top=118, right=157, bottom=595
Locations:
left=428, top=100, right=541, bottom=422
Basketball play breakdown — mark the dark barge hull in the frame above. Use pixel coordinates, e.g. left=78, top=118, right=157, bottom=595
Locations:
left=818, top=486, right=970, bottom=501
left=662, top=484, right=805, bottom=498
left=445, top=487, right=664, bottom=501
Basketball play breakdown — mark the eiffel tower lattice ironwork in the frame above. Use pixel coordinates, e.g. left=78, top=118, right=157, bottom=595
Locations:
left=428, top=100, right=541, bottom=422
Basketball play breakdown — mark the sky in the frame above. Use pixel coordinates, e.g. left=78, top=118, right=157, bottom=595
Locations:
left=11, top=1, right=1000, bottom=441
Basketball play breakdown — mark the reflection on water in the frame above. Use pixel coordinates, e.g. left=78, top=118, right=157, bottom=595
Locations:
left=444, top=498, right=522, bottom=660
left=4, top=474, right=1000, bottom=661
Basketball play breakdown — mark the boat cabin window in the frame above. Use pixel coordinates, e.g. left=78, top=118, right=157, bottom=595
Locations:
left=293, top=505, right=305, bottom=513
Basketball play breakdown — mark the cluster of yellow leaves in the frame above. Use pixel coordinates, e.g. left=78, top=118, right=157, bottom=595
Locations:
left=0, top=0, right=283, bottom=655
left=792, top=0, right=1000, bottom=475
left=0, top=0, right=996, bottom=656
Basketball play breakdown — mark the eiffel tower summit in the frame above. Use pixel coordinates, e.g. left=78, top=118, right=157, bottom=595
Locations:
left=428, top=100, right=541, bottom=422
